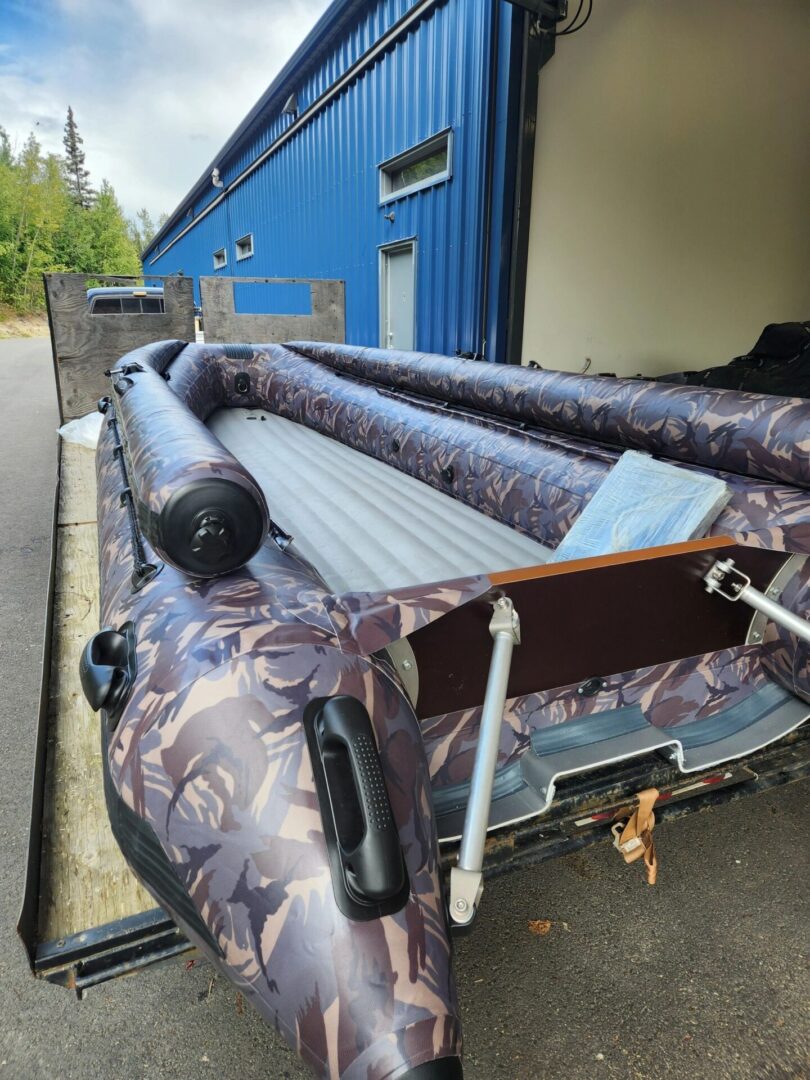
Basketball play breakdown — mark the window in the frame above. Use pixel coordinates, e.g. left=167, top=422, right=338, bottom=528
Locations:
left=235, top=233, right=254, bottom=261
left=90, top=298, right=122, bottom=314
left=213, top=247, right=227, bottom=270
left=379, top=130, right=452, bottom=203
left=87, top=289, right=165, bottom=314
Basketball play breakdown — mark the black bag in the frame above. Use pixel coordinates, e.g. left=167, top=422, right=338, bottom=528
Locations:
left=657, top=321, right=810, bottom=397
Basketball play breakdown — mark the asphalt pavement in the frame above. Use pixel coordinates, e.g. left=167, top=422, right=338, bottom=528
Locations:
left=0, top=337, right=807, bottom=1080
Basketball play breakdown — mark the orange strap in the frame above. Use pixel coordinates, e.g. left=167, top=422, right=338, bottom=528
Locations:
left=611, top=788, right=659, bottom=885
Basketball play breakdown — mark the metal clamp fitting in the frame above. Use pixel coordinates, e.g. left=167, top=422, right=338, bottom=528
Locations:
left=704, top=558, right=750, bottom=601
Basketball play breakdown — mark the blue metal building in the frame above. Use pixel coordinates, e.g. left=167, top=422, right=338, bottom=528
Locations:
left=143, top=0, right=556, bottom=363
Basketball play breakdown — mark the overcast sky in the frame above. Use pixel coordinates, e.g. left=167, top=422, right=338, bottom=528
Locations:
left=0, top=0, right=330, bottom=221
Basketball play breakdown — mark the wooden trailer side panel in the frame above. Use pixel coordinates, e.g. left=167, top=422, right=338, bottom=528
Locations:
left=37, top=442, right=153, bottom=941
left=44, top=273, right=195, bottom=422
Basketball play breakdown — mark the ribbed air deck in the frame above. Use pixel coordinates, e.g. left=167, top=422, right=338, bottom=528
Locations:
left=208, top=408, right=552, bottom=593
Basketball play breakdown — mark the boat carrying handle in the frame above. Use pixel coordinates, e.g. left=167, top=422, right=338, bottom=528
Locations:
left=79, top=622, right=137, bottom=727
left=306, top=696, right=409, bottom=920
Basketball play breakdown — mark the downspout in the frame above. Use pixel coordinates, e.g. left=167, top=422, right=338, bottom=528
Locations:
left=477, top=6, right=500, bottom=360
left=504, top=15, right=556, bottom=365
left=483, top=5, right=525, bottom=364
left=211, top=167, right=234, bottom=277
left=223, top=190, right=235, bottom=273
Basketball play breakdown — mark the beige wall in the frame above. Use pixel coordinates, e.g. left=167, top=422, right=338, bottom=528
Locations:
left=521, top=0, right=810, bottom=377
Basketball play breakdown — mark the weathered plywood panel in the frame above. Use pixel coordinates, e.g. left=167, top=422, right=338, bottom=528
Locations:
left=38, top=446, right=153, bottom=942
left=200, top=276, right=345, bottom=344
left=45, top=273, right=195, bottom=421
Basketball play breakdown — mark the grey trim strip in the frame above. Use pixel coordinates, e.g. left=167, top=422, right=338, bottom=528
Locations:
left=434, top=760, right=525, bottom=819
left=672, top=681, right=790, bottom=750
left=677, top=697, right=809, bottom=773
left=436, top=707, right=675, bottom=842
left=530, top=706, right=649, bottom=756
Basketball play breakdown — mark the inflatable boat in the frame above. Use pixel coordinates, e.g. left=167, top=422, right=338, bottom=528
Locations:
left=81, top=339, right=810, bottom=1079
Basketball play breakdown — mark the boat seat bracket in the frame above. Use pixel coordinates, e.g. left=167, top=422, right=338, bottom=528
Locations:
left=450, top=596, right=520, bottom=928
left=704, top=558, right=810, bottom=646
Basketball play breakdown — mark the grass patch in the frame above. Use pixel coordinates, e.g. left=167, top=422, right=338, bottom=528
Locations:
left=0, top=305, right=49, bottom=340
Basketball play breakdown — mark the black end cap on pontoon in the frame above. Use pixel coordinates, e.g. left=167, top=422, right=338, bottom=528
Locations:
left=401, top=1058, right=463, bottom=1080
left=159, top=478, right=265, bottom=577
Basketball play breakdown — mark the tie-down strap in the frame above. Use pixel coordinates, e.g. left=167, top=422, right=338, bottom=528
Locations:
left=611, top=788, right=659, bottom=885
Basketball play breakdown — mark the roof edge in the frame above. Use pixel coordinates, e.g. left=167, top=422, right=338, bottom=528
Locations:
left=143, top=0, right=367, bottom=260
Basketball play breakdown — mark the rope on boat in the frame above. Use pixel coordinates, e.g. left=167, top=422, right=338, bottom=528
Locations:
left=100, top=397, right=163, bottom=592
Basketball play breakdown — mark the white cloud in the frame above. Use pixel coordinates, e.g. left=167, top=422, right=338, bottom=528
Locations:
left=0, top=0, right=330, bottom=219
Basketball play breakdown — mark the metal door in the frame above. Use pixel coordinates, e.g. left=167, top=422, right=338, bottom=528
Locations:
left=380, top=241, right=416, bottom=350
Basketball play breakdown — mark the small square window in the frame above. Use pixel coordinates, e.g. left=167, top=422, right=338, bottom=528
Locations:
left=213, top=247, right=227, bottom=270
left=91, top=298, right=122, bottom=314
left=235, top=233, right=254, bottom=261
left=380, top=130, right=452, bottom=203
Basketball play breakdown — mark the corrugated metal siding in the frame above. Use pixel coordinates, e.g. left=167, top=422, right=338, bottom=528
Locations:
left=149, top=0, right=420, bottom=254
left=222, top=0, right=418, bottom=185
left=148, top=0, right=494, bottom=354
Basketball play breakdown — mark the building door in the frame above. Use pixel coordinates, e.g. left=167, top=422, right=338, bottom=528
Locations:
left=380, top=241, right=416, bottom=350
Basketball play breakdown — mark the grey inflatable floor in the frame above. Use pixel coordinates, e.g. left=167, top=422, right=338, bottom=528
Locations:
left=209, top=407, right=551, bottom=593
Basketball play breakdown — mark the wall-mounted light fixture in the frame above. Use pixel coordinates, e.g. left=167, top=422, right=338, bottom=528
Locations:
left=282, top=93, right=299, bottom=118
left=211, top=167, right=224, bottom=189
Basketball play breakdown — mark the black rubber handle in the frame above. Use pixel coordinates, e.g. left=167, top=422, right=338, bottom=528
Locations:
left=79, top=624, right=137, bottom=723
left=316, top=696, right=406, bottom=905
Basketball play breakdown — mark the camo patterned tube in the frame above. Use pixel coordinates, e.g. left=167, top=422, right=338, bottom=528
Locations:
left=761, top=557, right=810, bottom=702
left=109, top=337, right=810, bottom=700
left=96, top=405, right=477, bottom=1077
left=289, top=341, right=810, bottom=489
left=114, top=342, right=810, bottom=554
left=111, top=362, right=270, bottom=576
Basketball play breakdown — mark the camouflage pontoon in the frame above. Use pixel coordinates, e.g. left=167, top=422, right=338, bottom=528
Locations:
left=81, top=340, right=810, bottom=1079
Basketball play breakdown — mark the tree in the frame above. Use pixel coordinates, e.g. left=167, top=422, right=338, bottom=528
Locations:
left=128, top=207, right=155, bottom=253
left=62, top=106, right=95, bottom=209
left=128, top=207, right=168, bottom=254
left=0, top=126, right=141, bottom=311
left=17, top=152, right=68, bottom=308
left=86, top=180, right=141, bottom=275
left=0, top=133, right=69, bottom=309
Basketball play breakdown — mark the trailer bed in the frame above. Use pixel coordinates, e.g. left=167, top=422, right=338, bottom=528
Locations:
left=19, top=442, right=190, bottom=991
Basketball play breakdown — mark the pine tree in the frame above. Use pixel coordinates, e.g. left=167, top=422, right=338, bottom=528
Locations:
left=62, top=106, right=95, bottom=209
